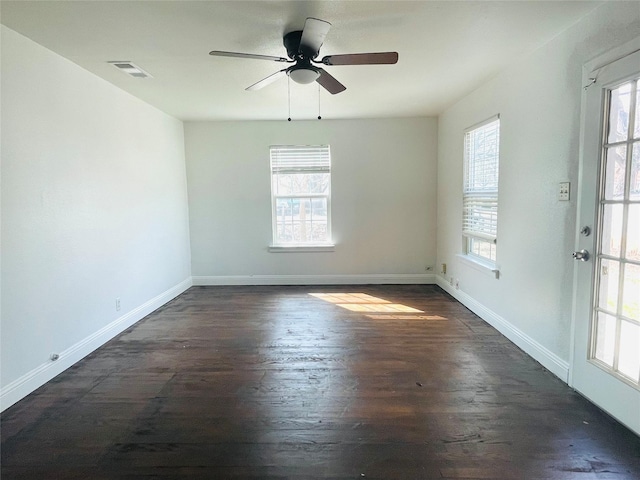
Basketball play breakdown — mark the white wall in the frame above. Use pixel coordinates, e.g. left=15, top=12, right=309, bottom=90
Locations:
left=0, top=26, right=192, bottom=409
left=436, top=2, right=640, bottom=379
left=185, top=118, right=437, bottom=283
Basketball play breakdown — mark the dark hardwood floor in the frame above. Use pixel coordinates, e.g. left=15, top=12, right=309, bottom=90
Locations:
left=2, top=285, right=639, bottom=479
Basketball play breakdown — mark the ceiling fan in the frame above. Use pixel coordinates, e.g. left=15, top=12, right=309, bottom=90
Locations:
left=209, top=17, right=398, bottom=94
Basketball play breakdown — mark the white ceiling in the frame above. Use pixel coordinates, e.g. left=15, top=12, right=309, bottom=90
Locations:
left=1, top=1, right=602, bottom=121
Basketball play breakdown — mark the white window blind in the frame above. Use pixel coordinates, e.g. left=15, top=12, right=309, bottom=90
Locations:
left=270, top=145, right=332, bottom=246
left=270, top=146, right=331, bottom=173
left=463, top=117, right=500, bottom=261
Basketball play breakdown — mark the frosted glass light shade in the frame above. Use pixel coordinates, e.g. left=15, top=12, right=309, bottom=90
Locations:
left=289, top=68, right=320, bottom=84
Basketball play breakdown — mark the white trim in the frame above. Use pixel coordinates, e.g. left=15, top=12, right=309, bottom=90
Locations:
left=268, top=244, right=335, bottom=253
left=193, top=274, right=436, bottom=286
left=456, top=253, right=500, bottom=278
left=436, top=275, right=569, bottom=383
left=0, top=277, right=192, bottom=412
left=464, top=114, right=501, bottom=134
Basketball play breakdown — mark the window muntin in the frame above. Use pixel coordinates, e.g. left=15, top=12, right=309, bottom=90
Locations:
left=463, top=117, right=500, bottom=264
left=270, top=145, right=332, bottom=246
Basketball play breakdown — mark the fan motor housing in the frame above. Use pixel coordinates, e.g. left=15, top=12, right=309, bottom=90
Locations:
left=284, top=30, right=315, bottom=59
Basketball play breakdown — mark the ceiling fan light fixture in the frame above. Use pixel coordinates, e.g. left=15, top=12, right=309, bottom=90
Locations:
left=288, top=67, right=320, bottom=84
left=209, top=17, right=397, bottom=94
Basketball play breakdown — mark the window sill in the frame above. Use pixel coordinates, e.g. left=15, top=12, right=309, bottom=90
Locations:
left=456, top=253, right=500, bottom=279
left=269, top=245, right=335, bottom=253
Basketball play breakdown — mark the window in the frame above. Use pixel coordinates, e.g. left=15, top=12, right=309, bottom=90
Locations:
left=463, top=116, right=500, bottom=264
left=270, top=145, right=332, bottom=247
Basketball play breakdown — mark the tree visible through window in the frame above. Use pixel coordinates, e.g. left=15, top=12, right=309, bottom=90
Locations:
left=463, top=117, right=500, bottom=263
left=270, top=145, right=332, bottom=246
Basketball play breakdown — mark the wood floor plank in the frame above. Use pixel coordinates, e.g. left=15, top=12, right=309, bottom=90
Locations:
left=2, top=285, right=639, bottom=479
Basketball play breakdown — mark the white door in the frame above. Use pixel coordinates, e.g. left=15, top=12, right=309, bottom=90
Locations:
left=572, top=47, right=640, bottom=436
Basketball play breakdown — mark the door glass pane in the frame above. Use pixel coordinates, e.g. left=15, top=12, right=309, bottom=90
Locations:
left=601, top=204, right=624, bottom=256
left=627, top=204, right=640, bottom=261
left=635, top=85, right=640, bottom=139
left=603, top=145, right=627, bottom=200
left=594, top=312, right=617, bottom=366
left=619, top=320, right=640, bottom=382
left=622, top=263, right=640, bottom=321
left=608, top=82, right=632, bottom=144
left=598, top=259, right=620, bottom=314
left=631, top=142, right=640, bottom=200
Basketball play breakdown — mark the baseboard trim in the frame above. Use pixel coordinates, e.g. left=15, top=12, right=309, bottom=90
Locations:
left=436, top=276, right=570, bottom=383
left=192, top=274, right=436, bottom=286
left=0, top=277, right=193, bottom=412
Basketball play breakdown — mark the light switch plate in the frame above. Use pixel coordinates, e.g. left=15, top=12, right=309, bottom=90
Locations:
left=559, top=182, right=570, bottom=201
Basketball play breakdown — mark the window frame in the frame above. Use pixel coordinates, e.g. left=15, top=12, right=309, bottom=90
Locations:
left=462, top=115, right=500, bottom=268
left=269, top=145, right=334, bottom=250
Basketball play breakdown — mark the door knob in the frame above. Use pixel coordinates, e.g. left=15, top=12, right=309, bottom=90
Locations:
left=572, top=249, right=590, bottom=261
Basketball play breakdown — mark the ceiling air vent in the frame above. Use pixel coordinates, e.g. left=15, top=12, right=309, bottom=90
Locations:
left=108, top=61, right=152, bottom=79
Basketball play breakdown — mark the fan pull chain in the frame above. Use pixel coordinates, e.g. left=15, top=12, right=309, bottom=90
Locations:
left=318, top=84, right=322, bottom=120
left=287, top=76, right=292, bottom=122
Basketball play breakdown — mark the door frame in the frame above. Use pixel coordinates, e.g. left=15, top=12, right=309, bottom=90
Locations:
left=570, top=37, right=640, bottom=434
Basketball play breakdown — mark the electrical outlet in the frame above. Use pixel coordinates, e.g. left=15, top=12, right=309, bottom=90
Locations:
left=559, top=182, right=570, bottom=201
left=116, top=297, right=121, bottom=312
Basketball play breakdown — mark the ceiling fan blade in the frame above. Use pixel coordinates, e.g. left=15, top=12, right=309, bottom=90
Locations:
left=209, top=50, right=289, bottom=63
left=299, top=18, right=331, bottom=57
left=320, top=52, right=399, bottom=66
left=316, top=68, right=346, bottom=95
left=246, top=69, right=288, bottom=91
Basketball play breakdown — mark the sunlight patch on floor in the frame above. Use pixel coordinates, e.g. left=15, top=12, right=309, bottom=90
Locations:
left=365, top=314, right=447, bottom=320
left=309, top=293, right=447, bottom=320
left=309, top=293, right=392, bottom=304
